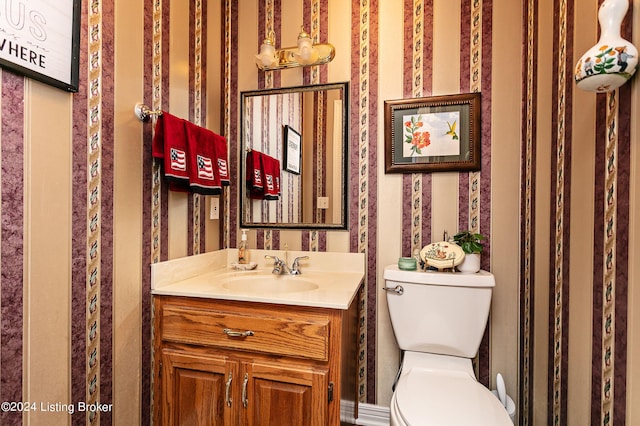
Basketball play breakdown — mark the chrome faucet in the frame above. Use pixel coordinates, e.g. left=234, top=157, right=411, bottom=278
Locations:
left=264, top=254, right=309, bottom=275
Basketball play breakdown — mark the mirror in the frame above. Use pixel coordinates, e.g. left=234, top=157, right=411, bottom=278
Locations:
left=240, top=82, right=349, bottom=230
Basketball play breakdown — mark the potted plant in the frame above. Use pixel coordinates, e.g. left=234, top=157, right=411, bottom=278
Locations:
left=453, top=231, right=486, bottom=273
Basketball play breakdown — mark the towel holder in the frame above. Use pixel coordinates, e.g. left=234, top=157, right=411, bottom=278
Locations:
left=134, top=103, right=163, bottom=122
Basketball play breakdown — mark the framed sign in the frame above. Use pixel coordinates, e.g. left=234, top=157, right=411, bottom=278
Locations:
left=384, top=92, right=481, bottom=173
left=283, top=125, right=302, bottom=174
left=0, top=0, right=81, bottom=92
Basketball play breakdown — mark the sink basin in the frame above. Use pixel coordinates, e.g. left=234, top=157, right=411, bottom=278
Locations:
left=150, top=250, right=366, bottom=308
left=220, top=275, right=319, bottom=294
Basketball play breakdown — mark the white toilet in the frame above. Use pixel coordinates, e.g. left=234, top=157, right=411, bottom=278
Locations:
left=383, top=265, right=513, bottom=425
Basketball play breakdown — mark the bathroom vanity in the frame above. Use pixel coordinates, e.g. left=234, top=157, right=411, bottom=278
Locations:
left=151, top=249, right=364, bottom=426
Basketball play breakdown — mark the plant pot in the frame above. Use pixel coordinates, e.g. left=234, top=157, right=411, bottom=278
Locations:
left=457, top=253, right=481, bottom=273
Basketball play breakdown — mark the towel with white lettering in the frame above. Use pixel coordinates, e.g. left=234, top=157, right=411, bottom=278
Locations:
left=246, top=150, right=265, bottom=199
left=262, top=154, right=281, bottom=200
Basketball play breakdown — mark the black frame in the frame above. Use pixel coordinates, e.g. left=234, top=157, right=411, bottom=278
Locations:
left=239, top=81, right=350, bottom=230
left=283, top=124, right=302, bottom=175
left=0, top=0, right=81, bottom=92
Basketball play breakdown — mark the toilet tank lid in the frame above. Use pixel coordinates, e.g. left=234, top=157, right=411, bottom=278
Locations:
left=383, top=265, right=495, bottom=287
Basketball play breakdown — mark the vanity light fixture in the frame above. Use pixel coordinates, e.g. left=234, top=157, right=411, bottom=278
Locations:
left=574, top=0, right=637, bottom=92
left=255, top=27, right=335, bottom=71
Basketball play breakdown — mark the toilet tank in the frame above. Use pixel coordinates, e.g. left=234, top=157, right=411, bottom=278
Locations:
left=383, top=265, right=495, bottom=358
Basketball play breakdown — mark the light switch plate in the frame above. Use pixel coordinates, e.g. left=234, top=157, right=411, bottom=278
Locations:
left=317, top=197, right=329, bottom=209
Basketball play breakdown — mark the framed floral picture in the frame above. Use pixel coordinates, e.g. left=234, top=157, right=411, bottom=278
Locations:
left=384, top=92, right=481, bottom=173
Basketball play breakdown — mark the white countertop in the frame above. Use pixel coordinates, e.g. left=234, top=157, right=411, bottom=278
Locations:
left=151, top=249, right=365, bottom=310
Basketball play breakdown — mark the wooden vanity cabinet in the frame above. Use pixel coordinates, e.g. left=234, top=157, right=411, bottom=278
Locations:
left=152, top=292, right=360, bottom=426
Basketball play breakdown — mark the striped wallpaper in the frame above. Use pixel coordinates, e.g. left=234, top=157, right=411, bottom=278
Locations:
left=0, top=1, right=638, bottom=425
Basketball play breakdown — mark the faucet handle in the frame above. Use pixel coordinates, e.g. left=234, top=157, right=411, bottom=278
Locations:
left=265, top=255, right=285, bottom=274
left=291, top=256, right=309, bottom=273
left=292, top=255, right=309, bottom=264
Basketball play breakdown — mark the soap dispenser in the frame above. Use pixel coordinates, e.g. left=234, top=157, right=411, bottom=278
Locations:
left=238, top=230, right=249, bottom=264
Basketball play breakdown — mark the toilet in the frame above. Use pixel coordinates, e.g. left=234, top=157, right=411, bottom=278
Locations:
left=383, top=265, right=513, bottom=425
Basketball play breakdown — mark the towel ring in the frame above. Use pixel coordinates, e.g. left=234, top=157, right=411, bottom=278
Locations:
left=134, top=103, right=163, bottom=122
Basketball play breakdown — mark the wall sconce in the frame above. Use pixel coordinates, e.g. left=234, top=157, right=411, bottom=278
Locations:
left=574, top=0, right=637, bottom=92
left=255, top=27, right=335, bottom=71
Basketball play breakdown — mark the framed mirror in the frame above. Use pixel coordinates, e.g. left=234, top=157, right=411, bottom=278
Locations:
left=240, top=82, right=349, bottom=230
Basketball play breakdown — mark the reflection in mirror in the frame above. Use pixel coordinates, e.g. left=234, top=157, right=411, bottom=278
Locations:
left=240, top=82, right=349, bottom=230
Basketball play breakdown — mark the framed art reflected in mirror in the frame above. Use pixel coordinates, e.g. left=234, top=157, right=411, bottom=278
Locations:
left=283, top=125, right=302, bottom=175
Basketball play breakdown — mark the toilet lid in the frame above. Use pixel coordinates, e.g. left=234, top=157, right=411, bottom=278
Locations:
left=395, top=369, right=512, bottom=425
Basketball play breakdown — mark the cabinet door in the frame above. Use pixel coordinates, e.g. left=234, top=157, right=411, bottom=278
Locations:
left=162, top=350, right=238, bottom=426
left=241, top=361, right=329, bottom=426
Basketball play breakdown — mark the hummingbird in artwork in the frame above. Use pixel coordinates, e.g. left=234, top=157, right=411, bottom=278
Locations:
left=445, top=120, right=458, bottom=140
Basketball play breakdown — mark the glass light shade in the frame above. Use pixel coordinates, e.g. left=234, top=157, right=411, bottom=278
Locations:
left=294, top=28, right=319, bottom=65
left=575, top=0, right=638, bottom=92
left=255, top=40, right=277, bottom=68
left=294, top=37, right=318, bottom=65
left=254, top=27, right=334, bottom=70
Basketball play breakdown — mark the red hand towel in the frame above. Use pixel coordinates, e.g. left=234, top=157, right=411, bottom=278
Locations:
left=246, top=150, right=265, bottom=199
left=185, top=122, right=222, bottom=195
left=152, top=112, right=190, bottom=188
left=273, top=157, right=281, bottom=195
left=263, top=154, right=280, bottom=200
left=213, top=133, right=230, bottom=186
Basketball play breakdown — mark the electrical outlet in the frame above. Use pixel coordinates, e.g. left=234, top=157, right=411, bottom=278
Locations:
left=210, top=197, right=220, bottom=220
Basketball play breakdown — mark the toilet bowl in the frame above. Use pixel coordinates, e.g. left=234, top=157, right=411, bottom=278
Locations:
left=389, top=354, right=512, bottom=425
left=383, top=265, right=512, bottom=425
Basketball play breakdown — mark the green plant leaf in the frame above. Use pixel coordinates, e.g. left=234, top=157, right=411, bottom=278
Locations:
left=452, top=230, right=486, bottom=254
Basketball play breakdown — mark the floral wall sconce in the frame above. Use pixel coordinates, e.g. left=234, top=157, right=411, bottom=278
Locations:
left=574, top=0, right=638, bottom=92
left=255, top=27, right=335, bottom=71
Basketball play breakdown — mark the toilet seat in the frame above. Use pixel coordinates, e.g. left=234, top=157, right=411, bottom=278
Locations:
left=392, top=368, right=512, bottom=425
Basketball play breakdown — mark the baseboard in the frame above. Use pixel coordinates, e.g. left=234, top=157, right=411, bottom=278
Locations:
left=355, top=403, right=390, bottom=426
